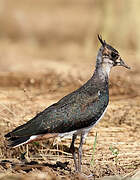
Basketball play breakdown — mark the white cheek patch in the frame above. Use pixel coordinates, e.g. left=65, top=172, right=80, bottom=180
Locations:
left=103, top=59, right=108, bottom=63
left=103, top=58, right=113, bottom=65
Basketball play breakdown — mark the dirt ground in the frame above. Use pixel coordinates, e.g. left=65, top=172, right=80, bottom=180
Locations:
left=0, top=1, right=140, bottom=180
left=0, top=42, right=140, bottom=180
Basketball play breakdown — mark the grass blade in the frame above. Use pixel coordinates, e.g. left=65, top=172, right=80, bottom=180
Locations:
left=90, top=132, right=97, bottom=166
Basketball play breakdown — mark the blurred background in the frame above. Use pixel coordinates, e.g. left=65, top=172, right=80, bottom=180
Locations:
left=0, top=0, right=140, bottom=72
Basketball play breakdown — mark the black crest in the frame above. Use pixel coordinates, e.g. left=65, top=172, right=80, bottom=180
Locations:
left=98, top=35, right=106, bottom=47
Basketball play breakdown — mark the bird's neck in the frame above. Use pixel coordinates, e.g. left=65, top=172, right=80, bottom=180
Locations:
left=83, top=60, right=111, bottom=92
left=93, top=62, right=112, bottom=82
left=85, top=64, right=110, bottom=90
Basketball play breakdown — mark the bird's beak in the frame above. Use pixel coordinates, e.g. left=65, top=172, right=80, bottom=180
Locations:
left=116, top=57, right=131, bottom=69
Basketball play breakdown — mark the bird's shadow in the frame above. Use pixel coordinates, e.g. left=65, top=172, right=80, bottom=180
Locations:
left=0, top=159, right=71, bottom=173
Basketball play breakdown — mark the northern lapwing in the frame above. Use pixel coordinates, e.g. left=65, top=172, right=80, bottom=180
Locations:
left=5, top=35, right=130, bottom=172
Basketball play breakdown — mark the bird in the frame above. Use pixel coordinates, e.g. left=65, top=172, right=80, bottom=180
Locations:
left=5, top=35, right=130, bottom=172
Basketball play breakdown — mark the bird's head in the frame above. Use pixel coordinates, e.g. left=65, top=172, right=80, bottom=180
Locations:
left=96, top=35, right=130, bottom=72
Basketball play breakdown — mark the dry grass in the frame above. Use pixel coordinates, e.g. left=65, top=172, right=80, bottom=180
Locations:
left=0, top=64, right=140, bottom=180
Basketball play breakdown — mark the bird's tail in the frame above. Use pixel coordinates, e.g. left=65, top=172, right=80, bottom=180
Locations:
left=5, top=136, right=31, bottom=148
left=5, top=131, right=57, bottom=148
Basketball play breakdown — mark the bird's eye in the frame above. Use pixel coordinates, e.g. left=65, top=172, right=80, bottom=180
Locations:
left=111, top=52, right=118, bottom=59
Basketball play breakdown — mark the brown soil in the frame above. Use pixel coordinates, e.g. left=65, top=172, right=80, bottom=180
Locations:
left=0, top=52, right=140, bottom=180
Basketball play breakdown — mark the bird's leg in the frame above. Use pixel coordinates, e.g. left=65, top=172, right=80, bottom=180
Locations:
left=78, top=134, right=84, bottom=172
left=69, top=134, right=78, bottom=171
